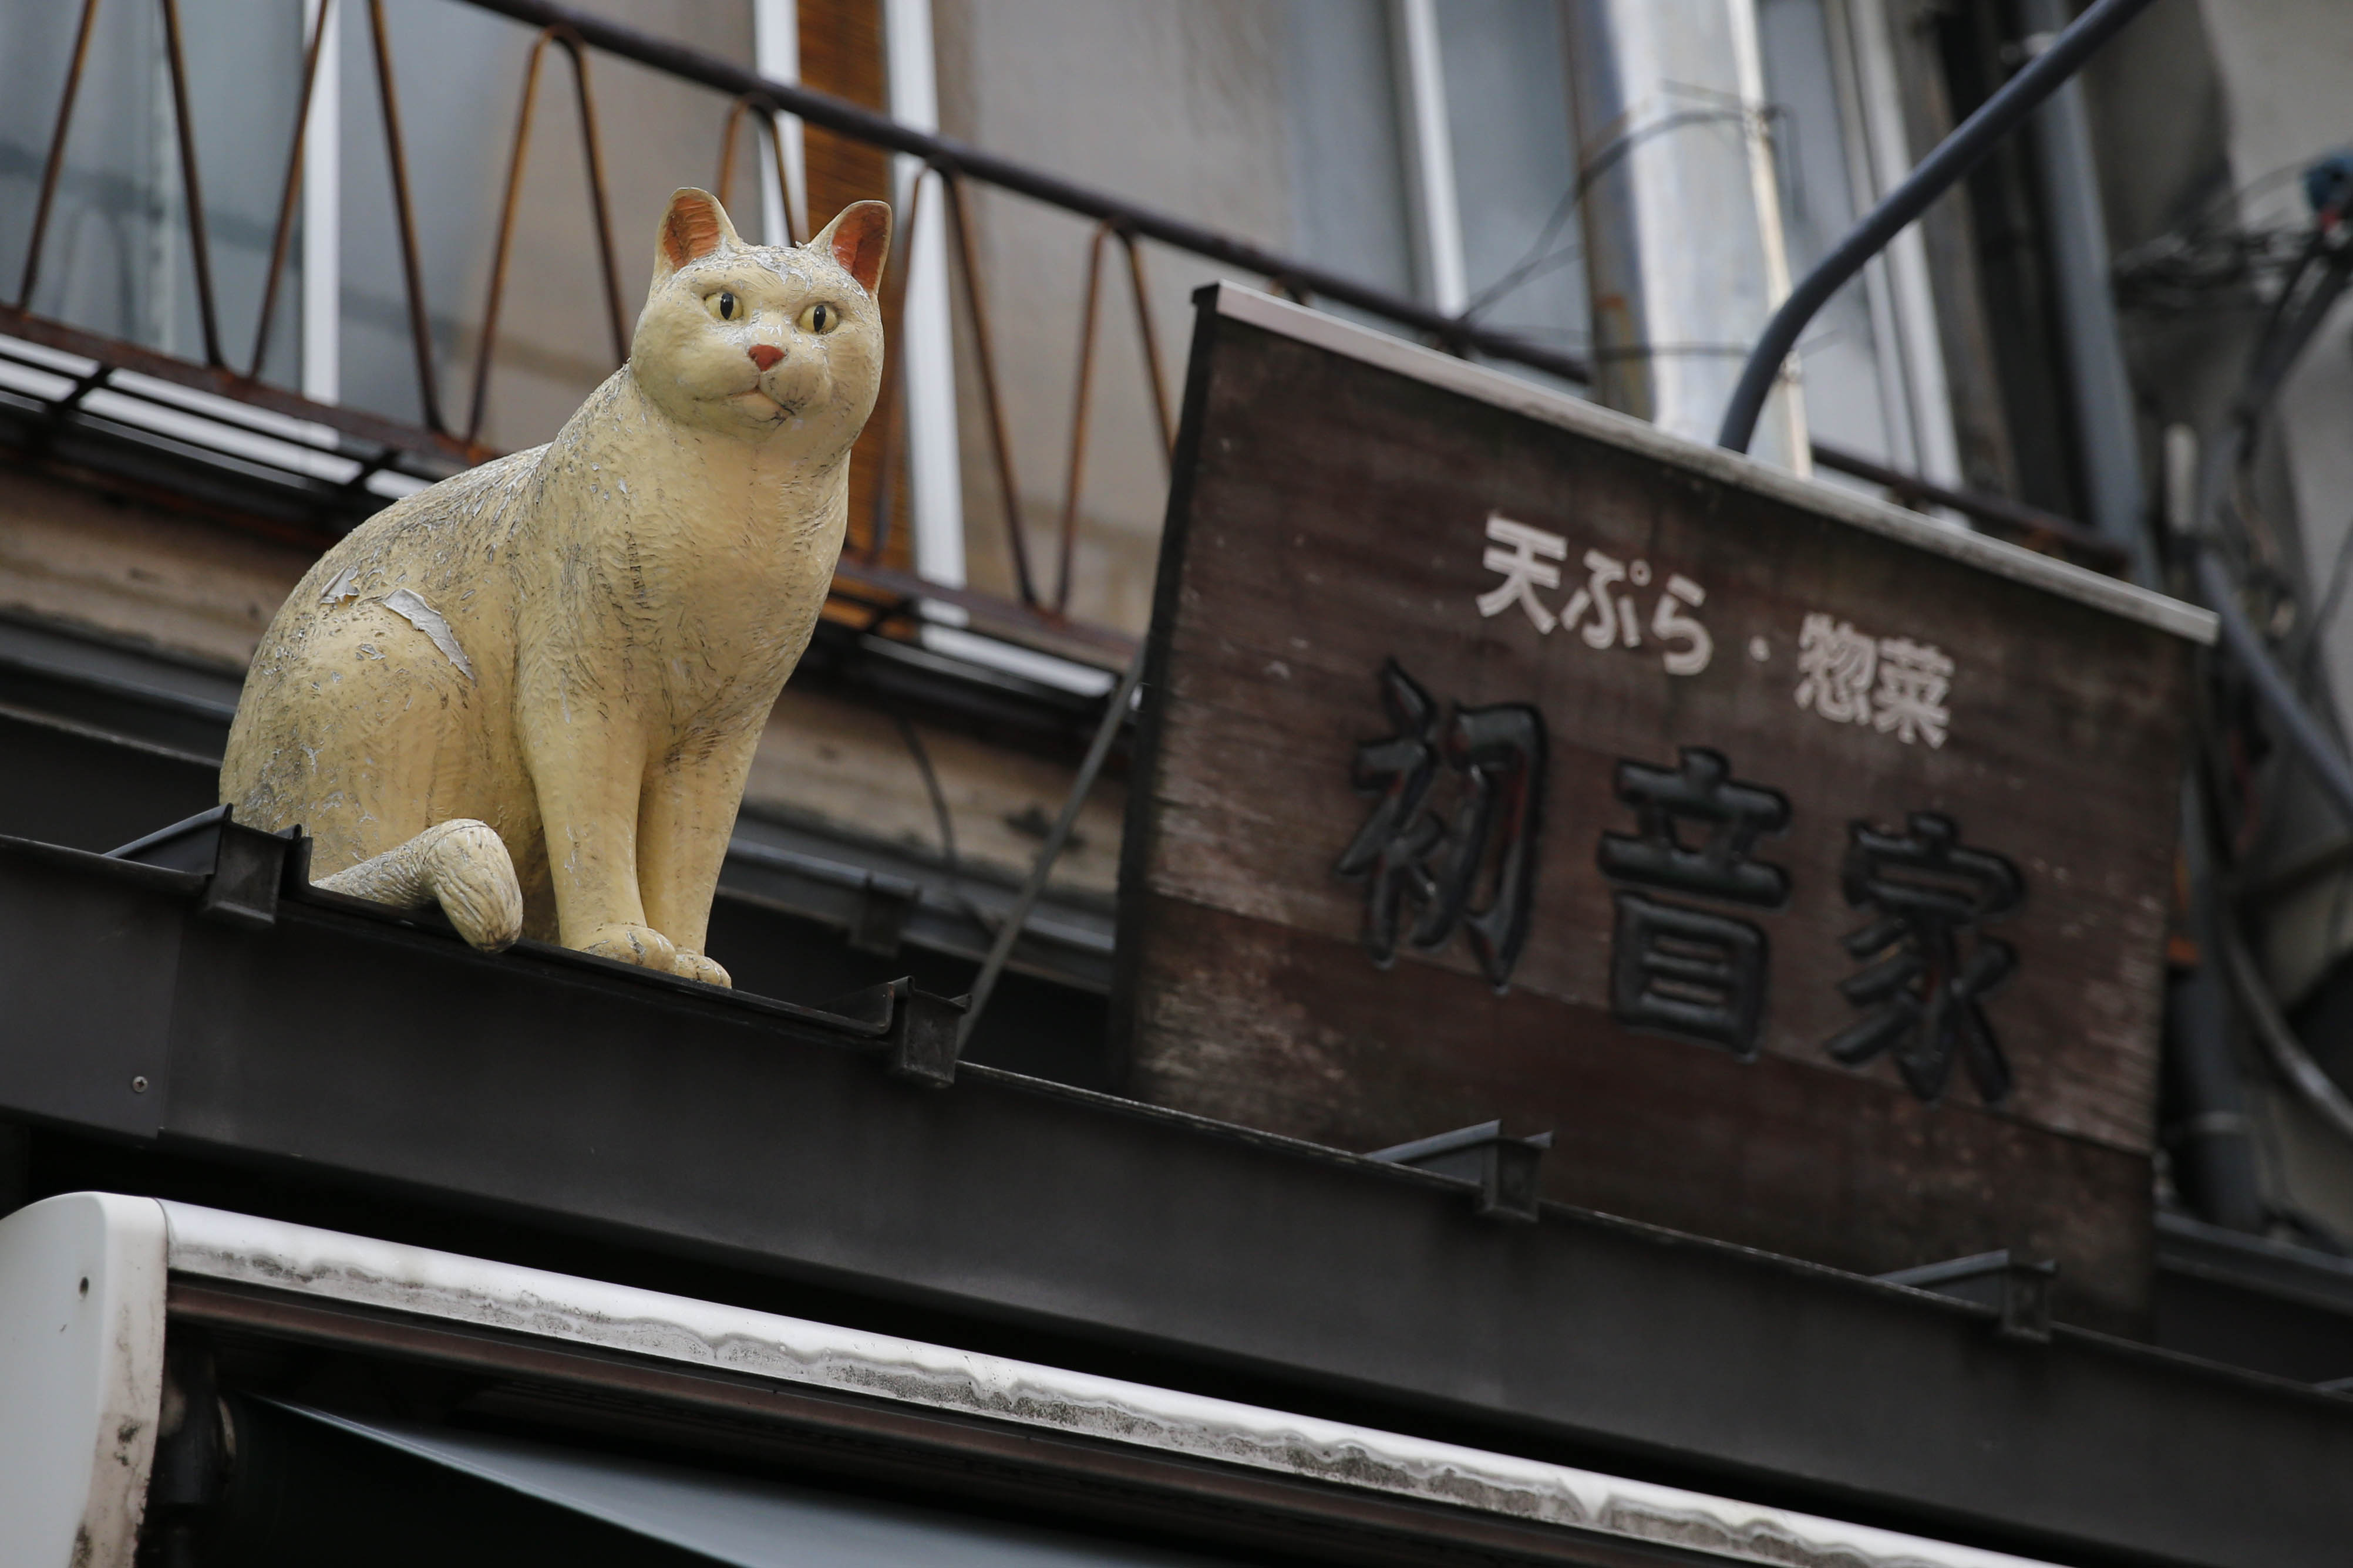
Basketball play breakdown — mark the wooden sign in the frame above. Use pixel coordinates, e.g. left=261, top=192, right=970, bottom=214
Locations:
left=1111, top=285, right=2214, bottom=1330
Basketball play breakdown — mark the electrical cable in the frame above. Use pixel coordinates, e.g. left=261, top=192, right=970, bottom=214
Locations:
left=1457, top=109, right=1755, bottom=325
left=893, top=711, right=960, bottom=882
left=2188, top=241, right=2353, bottom=833
left=2184, top=205, right=2353, bottom=1166
left=2278, top=508, right=2353, bottom=697
left=2194, top=547, right=2353, bottom=832
left=890, top=710, right=1016, bottom=940
left=1716, top=0, right=2163, bottom=455
left=2213, top=905, right=2353, bottom=1144
left=959, top=643, right=1144, bottom=1046
left=2113, top=159, right=2339, bottom=315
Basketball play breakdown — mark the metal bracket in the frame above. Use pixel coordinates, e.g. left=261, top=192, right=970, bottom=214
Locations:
left=824, top=978, right=970, bottom=1088
left=1879, top=1250, right=2058, bottom=1344
left=107, top=803, right=231, bottom=871
left=890, top=980, right=970, bottom=1087
left=1368, top=1121, right=1554, bottom=1223
left=198, top=818, right=294, bottom=930
left=112, top=804, right=298, bottom=930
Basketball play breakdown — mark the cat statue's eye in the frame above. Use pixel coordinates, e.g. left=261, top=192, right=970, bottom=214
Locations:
left=706, top=290, right=738, bottom=322
left=799, top=302, right=839, bottom=335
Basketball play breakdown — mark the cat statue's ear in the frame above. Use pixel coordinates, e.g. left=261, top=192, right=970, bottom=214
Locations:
left=809, top=201, right=892, bottom=299
left=652, top=187, right=741, bottom=283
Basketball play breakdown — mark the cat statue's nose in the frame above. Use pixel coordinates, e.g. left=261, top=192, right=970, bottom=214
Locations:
left=747, top=344, right=785, bottom=372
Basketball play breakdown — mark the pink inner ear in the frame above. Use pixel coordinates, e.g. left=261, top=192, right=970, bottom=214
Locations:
left=829, top=204, right=890, bottom=295
left=662, top=198, right=725, bottom=269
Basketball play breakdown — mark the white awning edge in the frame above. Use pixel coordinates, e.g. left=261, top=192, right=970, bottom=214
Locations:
left=154, top=1195, right=2056, bottom=1568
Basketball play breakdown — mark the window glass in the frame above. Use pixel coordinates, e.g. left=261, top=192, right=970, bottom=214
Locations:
left=934, top=0, right=1422, bottom=632
left=1756, top=0, right=1903, bottom=466
left=1440, top=0, right=1590, bottom=385
left=1, top=0, right=305, bottom=382
left=336, top=0, right=756, bottom=448
left=1280, top=0, right=1415, bottom=300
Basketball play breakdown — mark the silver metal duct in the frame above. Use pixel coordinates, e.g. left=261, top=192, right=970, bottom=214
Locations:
left=1564, top=0, right=1810, bottom=471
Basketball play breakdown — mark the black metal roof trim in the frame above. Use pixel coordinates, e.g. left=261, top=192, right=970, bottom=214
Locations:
left=2, top=833, right=2351, bottom=1564
left=0, top=612, right=244, bottom=719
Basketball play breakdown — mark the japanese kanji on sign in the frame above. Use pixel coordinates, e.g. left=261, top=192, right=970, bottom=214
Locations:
left=1112, top=285, right=2217, bottom=1331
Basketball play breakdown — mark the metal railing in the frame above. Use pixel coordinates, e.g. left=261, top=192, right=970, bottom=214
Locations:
left=2, top=0, right=2124, bottom=676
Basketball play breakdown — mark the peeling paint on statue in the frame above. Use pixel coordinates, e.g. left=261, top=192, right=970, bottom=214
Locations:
left=221, top=189, right=891, bottom=987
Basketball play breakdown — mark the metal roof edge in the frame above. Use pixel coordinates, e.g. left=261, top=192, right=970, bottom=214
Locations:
left=1206, top=284, right=2217, bottom=647
left=153, top=1195, right=2053, bottom=1568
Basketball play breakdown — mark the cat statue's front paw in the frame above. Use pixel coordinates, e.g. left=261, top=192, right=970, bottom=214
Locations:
left=579, top=923, right=678, bottom=973
left=672, top=950, right=731, bottom=988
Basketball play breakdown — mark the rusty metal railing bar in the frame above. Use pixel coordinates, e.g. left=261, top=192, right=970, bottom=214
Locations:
left=1124, top=234, right=1176, bottom=456
left=456, top=0, right=2102, bottom=569
left=366, top=0, right=450, bottom=437
left=157, top=0, right=227, bottom=369
left=715, top=94, right=804, bottom=247
left=455, top=0, right=1598, bottom=389
left=5, top=0, right=2125, bottom=624
left=1053, top=224, right=1174, bottom=616
left=0, top=309, right=1137, bottom=663
left=1055, top=225, right=1110, bottom=616
left=467, top=25, right=630, bottom=443
left=14, top=0, right=103, bottom=316
left=469, top=30, right=559, bottom=443
left=565, top=36, right=630, bottom=369
left=939, top=173, right=1041, bottom=611
left=247, top=0, right=335, bottom=380
left=859, top=169, right=928, bottom=569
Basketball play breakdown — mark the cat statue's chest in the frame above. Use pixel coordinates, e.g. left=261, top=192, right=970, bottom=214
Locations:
left=523, top=372, right=847, bottom=718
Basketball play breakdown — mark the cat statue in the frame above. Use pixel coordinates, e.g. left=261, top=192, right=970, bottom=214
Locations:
left=221, top=188, right=890, bottom=988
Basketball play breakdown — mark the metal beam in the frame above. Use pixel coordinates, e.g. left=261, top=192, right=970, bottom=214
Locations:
left=0, top=835, right=2349, bottom=1566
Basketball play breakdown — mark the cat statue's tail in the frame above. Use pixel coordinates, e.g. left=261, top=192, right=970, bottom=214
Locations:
left=315, top=818, right=524, bottom=953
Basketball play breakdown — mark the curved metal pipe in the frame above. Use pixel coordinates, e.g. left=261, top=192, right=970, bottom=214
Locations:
left=1716, top=0, right=2162, bottom=455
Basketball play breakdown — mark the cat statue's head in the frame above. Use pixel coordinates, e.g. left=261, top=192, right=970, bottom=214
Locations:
left=630, top=188, right=891, bottom=456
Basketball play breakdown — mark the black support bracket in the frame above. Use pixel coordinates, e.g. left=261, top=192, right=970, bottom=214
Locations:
left=1368, top=1121, right=1554, bottom=1223
left=109, top=804, right=295, bottom=930
left=199, top=820, right=294, bottom=930
left=827, top=977, right=971, bottom=1087
left=1880, top=1250, right=2059, bottom=1344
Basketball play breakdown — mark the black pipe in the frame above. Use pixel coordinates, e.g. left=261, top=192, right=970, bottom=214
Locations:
left=1716, top=0, right=2162, bottom=455
left=2170, top=783, right=2268, bottom=1232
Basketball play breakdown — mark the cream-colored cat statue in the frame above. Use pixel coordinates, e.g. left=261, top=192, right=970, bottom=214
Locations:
left=221, top=188, right=890, bottom=987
